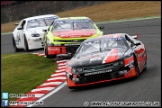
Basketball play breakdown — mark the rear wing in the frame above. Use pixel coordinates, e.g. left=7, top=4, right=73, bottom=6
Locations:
left=131, top=33, right=139, bottom=39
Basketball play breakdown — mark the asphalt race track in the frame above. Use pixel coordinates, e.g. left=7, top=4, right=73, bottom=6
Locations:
left=1, top=18, right=161, bottom=107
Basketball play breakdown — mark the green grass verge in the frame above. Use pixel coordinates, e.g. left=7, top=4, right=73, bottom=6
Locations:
left=1, top=53, right=57, bottom=101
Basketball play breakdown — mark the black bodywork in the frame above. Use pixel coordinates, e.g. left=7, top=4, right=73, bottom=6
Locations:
left=66, top=33, right=146, bottom=84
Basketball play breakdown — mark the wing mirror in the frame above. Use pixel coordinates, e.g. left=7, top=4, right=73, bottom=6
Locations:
left=42, top=29, right=47, bottom=32
left=99, top=26, right=104, bottom=30
left=17, top=27, right=23, bottom=30
left=132, top=33, right=139, bottom=39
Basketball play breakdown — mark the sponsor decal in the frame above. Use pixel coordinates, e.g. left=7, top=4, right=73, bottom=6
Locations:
left=57, top=19, right=91, bottom=23
left=59, top=33, right=92, bottom=38
left=48, top=47, right=59, bottom=50
left=17, top=32, right=21, bottom=43
left=84, top=69, right=112, bottom=76
left=33, top=38, right=42, bottom=41
left=44, top=17, right=58, bottom=19
left=103, top=48, right=119, bottom=63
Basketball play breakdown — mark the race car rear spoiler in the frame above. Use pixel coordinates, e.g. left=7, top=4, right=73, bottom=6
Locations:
left=131, top=33, right=139, bottom=39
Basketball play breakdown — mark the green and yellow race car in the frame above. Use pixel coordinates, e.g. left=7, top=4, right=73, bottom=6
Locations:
left=43, top=17, right=104, bottom=58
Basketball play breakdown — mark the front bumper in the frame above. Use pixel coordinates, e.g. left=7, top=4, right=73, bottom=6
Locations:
left=28, top=37, right=44, bottom=50
left=66, top=64, right=137, bottom=87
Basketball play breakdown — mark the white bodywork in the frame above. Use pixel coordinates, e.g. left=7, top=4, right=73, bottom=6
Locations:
left=12, top=14, right=59, bottom=50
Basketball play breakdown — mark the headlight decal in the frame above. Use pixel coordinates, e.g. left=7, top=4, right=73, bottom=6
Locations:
left=72, top=68, right=83, bottom=73
left=113, top=61, right=124, bottom=67
left=72, top=74, right=80, bottom=82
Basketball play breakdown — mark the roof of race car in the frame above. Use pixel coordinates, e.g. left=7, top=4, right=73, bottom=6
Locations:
left=84, top=33, right=127, bottom=42
left=23, top=14, right=59, bottom=21
left=56, top=16, right=91, bottom=20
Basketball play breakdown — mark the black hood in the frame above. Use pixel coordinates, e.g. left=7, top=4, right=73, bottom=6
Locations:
left=67, top=48, right=131, bottom=67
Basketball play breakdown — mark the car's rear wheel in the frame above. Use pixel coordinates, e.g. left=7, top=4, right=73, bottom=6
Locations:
left=12, top=36, right=21, bottom=52
left=134, top=54, right=140, bottom=78
left=143, top=51, right=147, bottom=71
left=143, top=61, right=147, bottom=71
left=24, top=35, right=29, bottom=51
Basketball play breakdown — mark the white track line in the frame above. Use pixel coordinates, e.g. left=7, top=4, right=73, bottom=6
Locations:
left=27, top=82, right=67, bottom=107
left=31, top=87, right=55, bottom=92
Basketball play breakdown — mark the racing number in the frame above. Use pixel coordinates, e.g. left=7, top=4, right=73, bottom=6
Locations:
left=16, top=32, right=21, bottom=44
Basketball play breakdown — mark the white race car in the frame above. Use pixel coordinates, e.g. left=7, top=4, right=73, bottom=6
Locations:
left=12, top=14, right=59, bottom=52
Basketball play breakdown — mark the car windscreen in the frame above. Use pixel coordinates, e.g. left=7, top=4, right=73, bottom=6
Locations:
left=76, top=37, right=128, bottom=56
left=27, top=18, right=46, bottom=29
left=44, top=16, right=58, bottom=26
left=101, top=37, right=128, bottom=51
left=26, top=17, right=58, bottom=29
left=76, top=40, right=101, bottom=55
left=52, top=19, right=95, bottom=32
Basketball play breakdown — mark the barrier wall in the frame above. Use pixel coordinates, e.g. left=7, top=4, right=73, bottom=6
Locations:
left=1, top=1, right=107, bottom=23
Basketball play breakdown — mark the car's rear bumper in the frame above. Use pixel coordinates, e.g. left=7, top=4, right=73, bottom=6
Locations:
left=47, top=45, right=80, bottom=55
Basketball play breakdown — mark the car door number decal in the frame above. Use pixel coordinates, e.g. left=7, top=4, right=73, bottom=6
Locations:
left=16, top=32, right=21, bottom=43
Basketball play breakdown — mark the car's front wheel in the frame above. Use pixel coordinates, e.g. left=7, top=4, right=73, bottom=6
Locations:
left=143, top=51, right=147, bottom=71
left=12, top=36, right=21, bottom=52
left=143, top=61, right=147, bottom=71
left=68, top=86, right=81, bottom=90
left=24, top=35, right=29, bottom=51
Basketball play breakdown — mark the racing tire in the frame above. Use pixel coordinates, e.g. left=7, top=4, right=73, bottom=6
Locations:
left=143, top=61, right=147, bottom=71
left=12, top=36, right=21, bottom=52
left=134, top=54, right=140, bottom=78
left=142, top=51, right=147, bottom=71
left=68, top=86, right=81, bottom=90
left=45, top=39, right=56, bottom=58
left=68, top=87, right=75, bottom=89
left=24, top=35, right=29, bottom=52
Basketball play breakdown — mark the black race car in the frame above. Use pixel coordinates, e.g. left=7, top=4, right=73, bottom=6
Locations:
left=65, top=33, right=147, bottom=89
